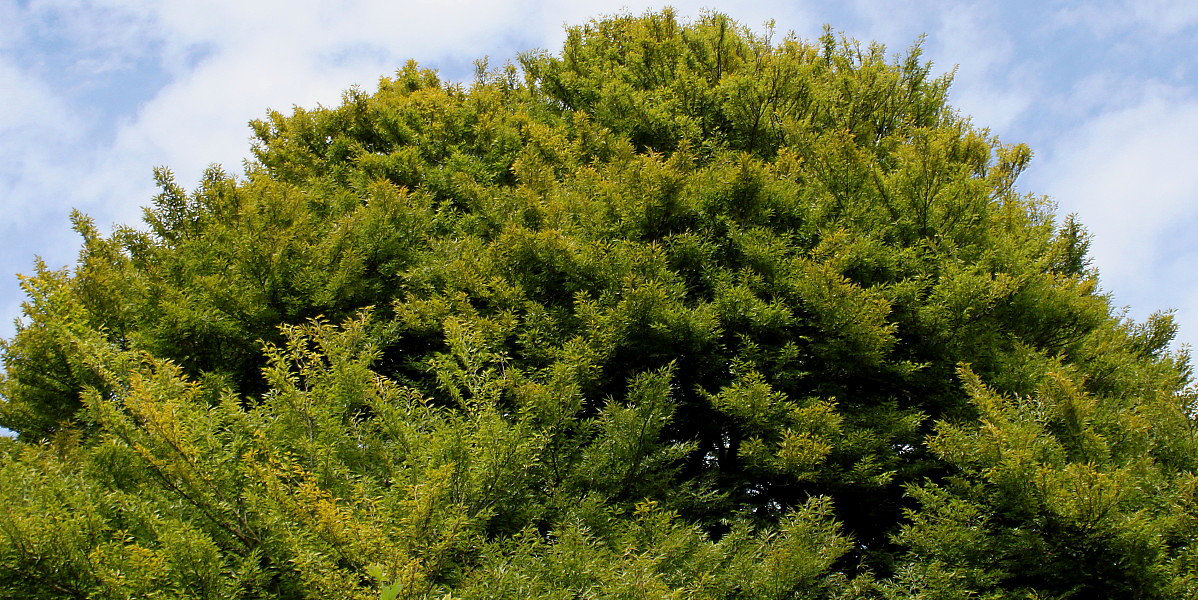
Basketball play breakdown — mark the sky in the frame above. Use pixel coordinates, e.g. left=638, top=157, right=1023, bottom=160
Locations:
left=3, top=0, right=1198, bottom=357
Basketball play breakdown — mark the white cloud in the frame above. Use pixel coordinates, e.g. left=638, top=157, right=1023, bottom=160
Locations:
left=932, top=5, right=1033, bottom=135
left=0, top=3, right=21, bottom=49
left=19, top=0, right=160, bottom=74
left=1055, top=0, right=1198, bottom=36
left=842, top=0, right=929, bottom=47
left=1032, top=86, right=1198, bottom=346
left=0, top=57, right=88, bottom=226
left=1047, top=71, right=1143, bottom=121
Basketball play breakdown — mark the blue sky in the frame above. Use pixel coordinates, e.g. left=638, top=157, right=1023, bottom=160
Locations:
left=3, top=0, right=1198, bottom=356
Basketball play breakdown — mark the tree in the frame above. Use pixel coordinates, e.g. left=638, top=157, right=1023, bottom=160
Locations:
left=2, top=9, right=1195, bottom=599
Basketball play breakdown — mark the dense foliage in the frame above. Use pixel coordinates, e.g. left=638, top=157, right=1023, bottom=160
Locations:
left=2, top=10, right=1196, bottom=599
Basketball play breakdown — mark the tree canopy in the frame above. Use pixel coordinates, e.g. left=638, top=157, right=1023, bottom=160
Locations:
left=2, top=9, right=1196, bottom=599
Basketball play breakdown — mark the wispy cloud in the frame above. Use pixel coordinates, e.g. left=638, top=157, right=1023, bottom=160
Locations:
left=1055, top=0, right=1198, bottom=36
left=1031, top=84, right=1198, bottom=340
left=933, top=4, right=1034, bottom=136
left=0, top=54, right=89, bottom=267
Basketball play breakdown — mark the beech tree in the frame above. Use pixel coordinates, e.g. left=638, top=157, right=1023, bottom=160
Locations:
left=2, top=10, right=1196, bottom=599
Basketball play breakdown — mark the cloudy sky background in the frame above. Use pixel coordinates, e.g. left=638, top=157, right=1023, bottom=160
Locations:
left=3, top=0, right=1198, bottom=355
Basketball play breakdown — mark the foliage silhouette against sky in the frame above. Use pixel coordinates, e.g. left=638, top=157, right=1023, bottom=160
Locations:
left=4, top=1, right=1198, bottom=350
